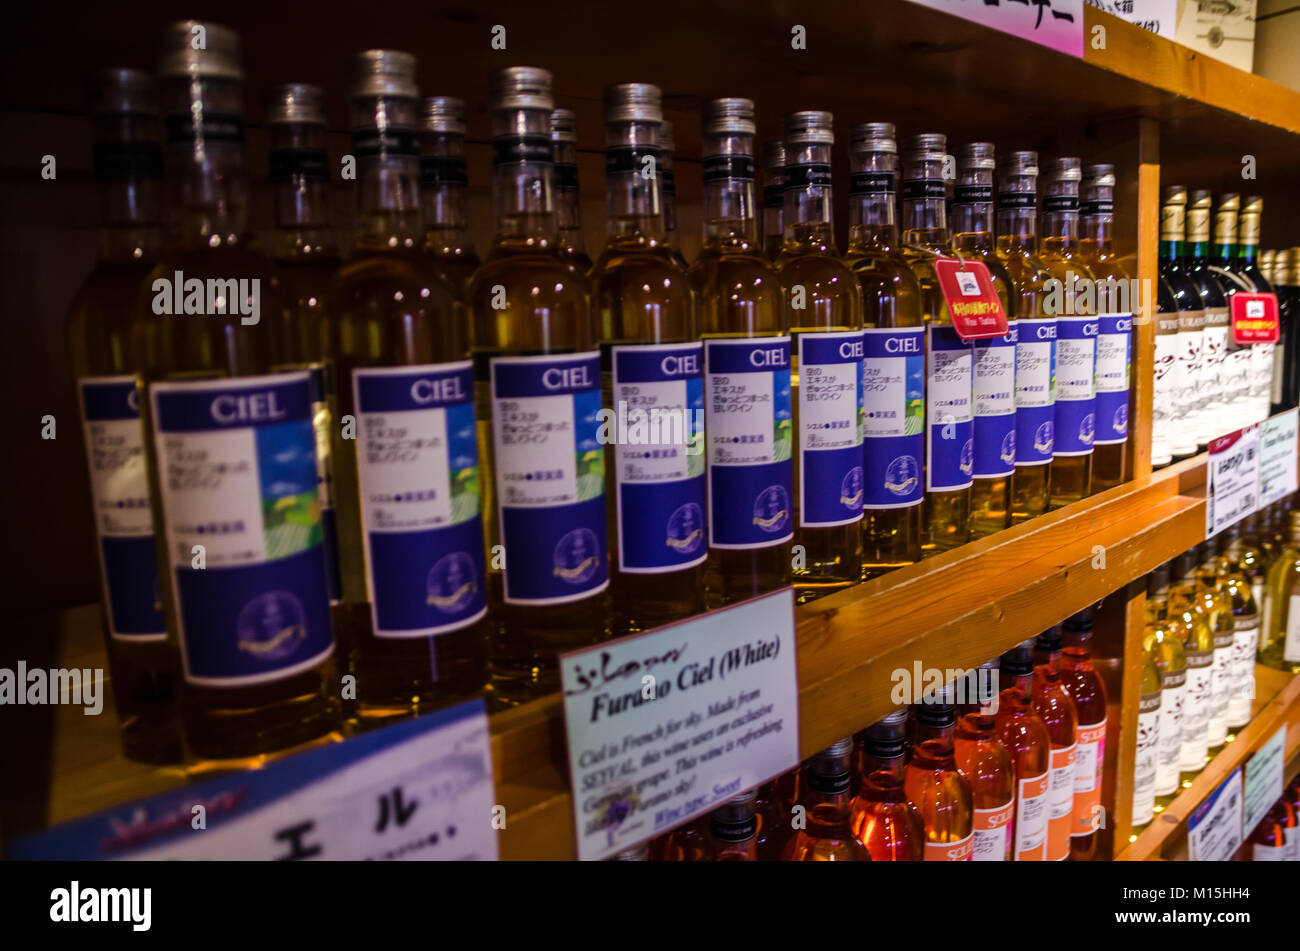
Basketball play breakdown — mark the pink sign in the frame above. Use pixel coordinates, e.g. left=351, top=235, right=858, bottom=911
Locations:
left=907, top=0, right=1085, bottom=58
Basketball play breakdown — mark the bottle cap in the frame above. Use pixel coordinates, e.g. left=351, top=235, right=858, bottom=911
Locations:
left=1174, top=549, right=1199, bottom=578
left=490, top=66, right=553, bottom=112
left=702, top=97, right=755, bottom=136
left=864, top=709, right=909, bottom=756
left=783, top=110, right=834, bottom=146
left=423, top=96, right=466, bottom=135
left=549, top=108, right=577, bottom=143
left=1000, top=150, right=1038, bottom=177
left=266, top=83, right=325, bottom=126
left=1190, top=189, right=1213, bottom=208
left=850, top=122, right=896, bottom=154
left=1000, top=641, right=1035, bottom=677
left=1063, top=607, right=1094, bottom=632
left=159, top=21, right=243, bottom=81
left=1217, top=193, right=1241, bottom=211
left=1147, top=561, right=1172, bottom=594
left=958, top=142, right=995, bottom=171
left=1162, top=185, right=1188, bottom=206
left=1047, top=156, right=1082, bottom=182
left=1035, top=626, right=1063, bottom=652
left=709, top=790, right=758, bottom=842
left=764, top=140, right=786, bottom=173
left=1084, top=163, right=1116, bottom=188
left=90, top=68, right=157, bottom=116
left=914, top=680, right=957, bottom=725
left=348, top=50, right=418, bottom=99
left=603, top=83, right=662, bottom=124
left=903, top=132, right=946, bottom=162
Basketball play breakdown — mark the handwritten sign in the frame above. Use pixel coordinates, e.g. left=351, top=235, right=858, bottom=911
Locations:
left=1258, top=409, right=1299, bottom=508
left=1205, top=425, right=1259, bottom=538
left=560, top=588, right=799, bottom=861
left=907, top=0, right=1084, bottom=57
left=933, top=258, right=1011, bottom=340
left=1242, top=726, right=1287, bottom=836
left=1187, top=769, right=1243, bottom=861
left=11, top=699, right=498, bottom=860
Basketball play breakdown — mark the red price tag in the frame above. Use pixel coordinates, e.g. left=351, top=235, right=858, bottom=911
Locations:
left=933, top=258, right=1010, bottom=340
left=1229, top=291, right=1280, bottom=345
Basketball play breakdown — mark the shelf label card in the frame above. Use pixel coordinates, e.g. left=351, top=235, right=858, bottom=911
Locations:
left=1205, top=425, right=1259, bottom=538
left=560, top=587, right=800, bottom=861
left=1187, top=768, right=1243, bottom=862
left=1229, top=292, right=1280, bottom=345
left=1258, top=409, right=1299, bottom=508
left=933, top=258, right=1010, bottom=340
left=906, top=0, right=1084, bottom=58
left=1242, top=725, right=1286, bottom=836
left=10, top=699, right=498, bottom=861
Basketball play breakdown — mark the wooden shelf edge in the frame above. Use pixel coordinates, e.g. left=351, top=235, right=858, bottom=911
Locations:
left=1117, top=666, right=1300, bottom=861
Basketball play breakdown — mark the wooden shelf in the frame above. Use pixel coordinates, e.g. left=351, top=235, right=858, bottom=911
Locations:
left=1117, top=665, right=1300, bottom=862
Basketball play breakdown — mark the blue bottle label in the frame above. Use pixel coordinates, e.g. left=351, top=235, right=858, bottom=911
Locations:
left=797, top=331, right=865, bottom=527
left=610, top=342, right=707, bottom=573
left=972, top=321, right=1018, bottom=478
left=1015, top=317, right=1057, bottom=465
left=1094, top=312, right=1132, bottom=445
left=862, top=328, right=924, bottom=509
left=79, top=376, right=166, bottom=642
left=150, top=372, right=335, bottom=686
left=704, top=336, right=794, bottom=549
left=1054, top=316, right=1098, bottom=456
left=926, top=326, right=974, bottom=491
left=491, top=353, right=608, bottom=605
left=354, top=363, right=487, bottom=637
left=307, top=364, right=342, bottom=604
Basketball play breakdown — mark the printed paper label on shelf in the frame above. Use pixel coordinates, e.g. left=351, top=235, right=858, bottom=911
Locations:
left=559, top=587, right=799, bottom=862
left=1093, top=313, right=1131, bottom=445
left=1046, top=742, right=1077, bottom=860
left=926, top=326, right=974, bottom=491
left=924, top=832, right=974, bottom=861
left=9, top=698, right=498, bottom=860
left=972, top=323, right=1018, bottom=478
left=354, top=363, right=487, bottom=638
left=861, top=328, right=924, bottom=509
left=1253, top=842, right=1288, bottom=860
left=907, top=0, right=1084, bottom=58
left=1014, top=771, right=1049, bottom=860
left=150, top=373, right=334, bottom=687
left=490, top=352, right=609, bottom=605
left=704, top=337, right=794, bottom=549
left=1258, top=409, right=1299, bottom=508
left=1205, top=425, right=1260, bottom=539
left=610, top=343, right=707, bottom=574
left=1187, top=769, right=1243, bottom=862
left=1089, top=0, right=1176, bottom=39
left=972, top=801, right=1014, bottom=861
left=1229, top=292, right=1280, bottom=345
left=1014, top=318, right=1056, bottom=465
left=1071, top=719, right=1106, bottom=837
left=1242, top=725, right=1286, bottom=835
left=796, top=331, right=865, bottom=527
left=78, top=375, right=166, bottom=642
left=932, top=258, right=1009, bottom=340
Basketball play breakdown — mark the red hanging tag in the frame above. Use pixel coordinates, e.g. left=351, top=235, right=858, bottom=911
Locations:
left=1229, top=291, right=1280, bottom=345
left=933, top=258, right=1010, bottom=341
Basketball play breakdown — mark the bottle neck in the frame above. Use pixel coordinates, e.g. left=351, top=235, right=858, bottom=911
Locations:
left=92, top=113, right=163, bottom=262
left=490, top=107, right=559, bottom=246
left=913, top=719, right=955, bottom=752
left=161, top=75, right=250, bottom=248
left=268, top=122, right=334, bottom=258
left=996, top=178, right=1038, bottom=252
left=951, top=167, right=994, bottom=253
left=552, top=137, right=584, bottom=250
left=351, top=94, right=423, bottom=252
left=660, top=150, right=678, bottom=239
left=1237, top=241, right=1259, bottom=266
left=1187, top=240, right=1209, bottom=263
left=1160, top=239, right=1184, bottom=264
left=420, top=131, right=473, bottom=237
left=1042, top=189, right=1080, bottom=252
left=603, top=119, right=664, bottom=243
left=701, top=131, right=759, bottom=250
left=1080, top=187, right=1114, bottom=252
left=847, top=155, right=898, bottom=251
left=782, top=139, right=835, bottom=253
left=901, top=159, right=948, bottom=246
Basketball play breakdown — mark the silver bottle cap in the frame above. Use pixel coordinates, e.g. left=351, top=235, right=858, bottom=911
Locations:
left=660, top=119, right=675, bottom=153
left=266, top=83, right=325, bottom=126
left=604, top=83, right=662, bottom=124
left=904, top=132, right=946, bottom=161
left=783, top=110, right=834, bottom=146
left=1001, top=150, right=1039, bottom=177
left=348, top=50, right=418, bottom=99
left=423, top=96, right=466, bottom=135
left=90, top=67, right=156, bottom=116
left=851, top=122, right=896, bottom=154
left=818, top=737, right=854, bottom=760
left=959, top=142, right=996, bottom=171
left=1084, top=163, right=1116, bottom=188
left=490, top=66, right=553, bottom=112
left=764, top=140, right=786, bottom=172
left=1047, top=156, right=1082, bottom=182
left=159, top=20, right=243, bottom=81
left=702, top=97, right=755, bottom=136
left=550, top=108, right=577, bottom=143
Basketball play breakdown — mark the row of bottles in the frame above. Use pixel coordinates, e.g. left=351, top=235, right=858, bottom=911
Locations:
left=641, top=612, right=1108, bottom=860
left=70, top=20, right=1138, bottom=767
left=1133, top=495, right=1300, bottom=832
left=1153, top=188, right=1294, bottom=468
left=1241, top=774, right=1300, bottom=860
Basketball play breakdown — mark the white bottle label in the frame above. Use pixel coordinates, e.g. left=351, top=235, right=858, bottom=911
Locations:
left=1287, top=594, right=1300, bottom=664
left=1227, top=616, right=1259, bottom=727
left=1172, top=322, right=1202, bottom=454
left=1251, top=342, right=1274, bottom=423
left=971, top=801, right=1014, bottom=861
left=1133, top=692, right=1161, bottom=827
left=1154, top=674, right=1186, bottom=796
left=1151, top=329, right=1179, bottom=466
left=1047, top=742, right=1078, bottom=823
left=1014, top=771, right=1049, bottom=860
left=1201, top=316, right=1229, bottom=440
left=1252, top=842, right=1287, bottom=861
left=1206, top=632, right=1233, bottom=747
left=1180, top=652, right=1213, bottom=771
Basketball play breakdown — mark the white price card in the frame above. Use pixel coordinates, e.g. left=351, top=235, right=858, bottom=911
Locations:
left=1257, top=409, right=1298, bottom=508
left=11, top=699, right=498, bottom=860
left=1187, top=768, right=1244, bottom=862
left=1242, top=725, right=1287, bottom=835
left=560, top=587, right=800, bottom=861
left=1205, top=425, right=1260, bottom=538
